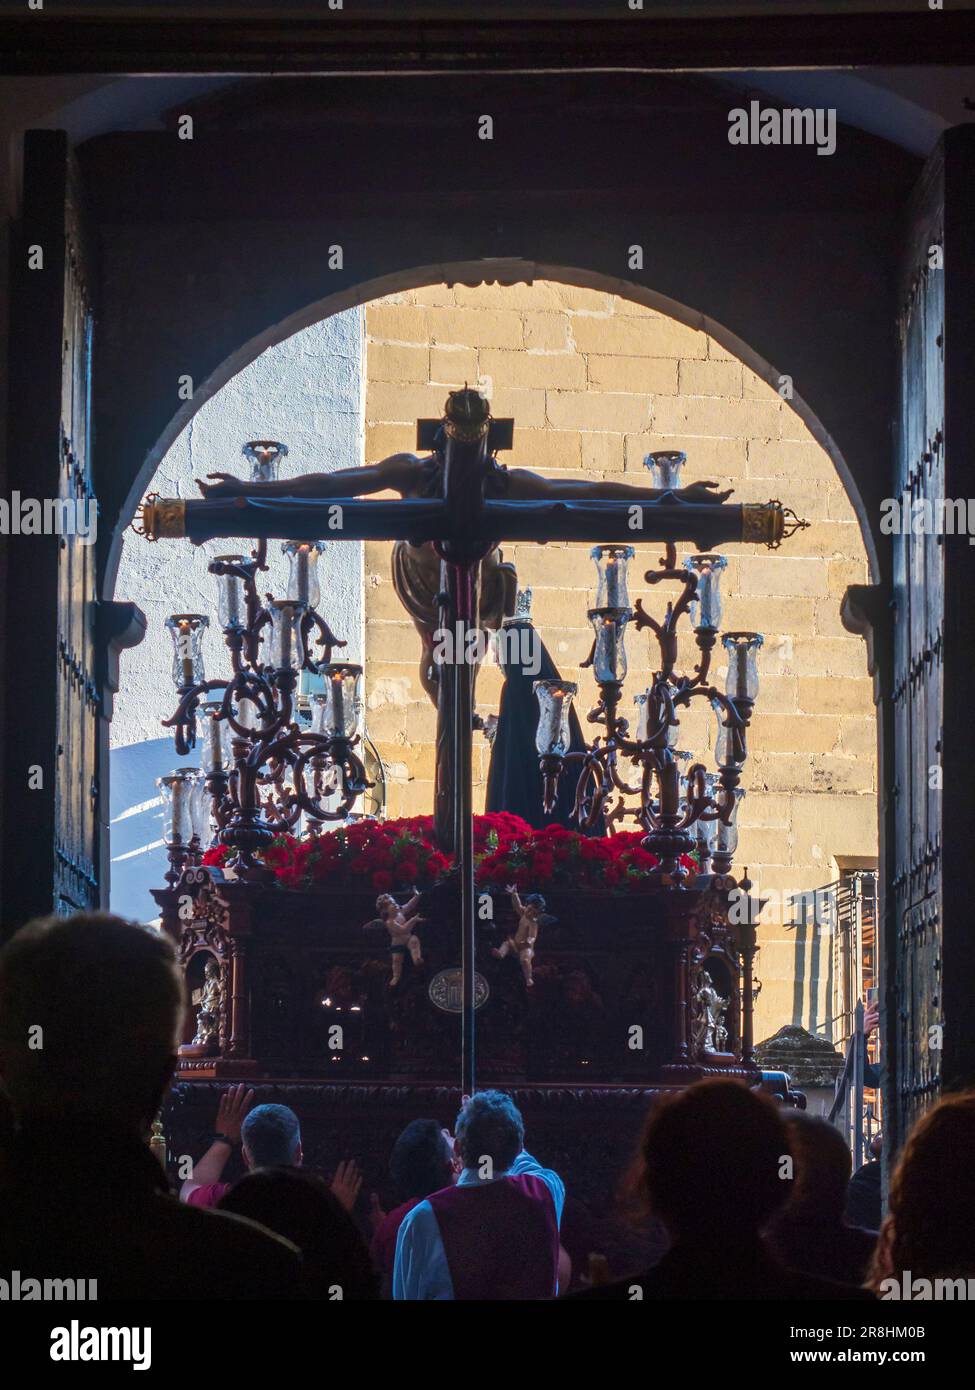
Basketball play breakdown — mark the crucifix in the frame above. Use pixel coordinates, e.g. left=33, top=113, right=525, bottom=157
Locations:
left=141, top=386, right=803, bottom=1096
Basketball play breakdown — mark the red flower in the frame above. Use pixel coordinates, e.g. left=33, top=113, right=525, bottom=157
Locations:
left=426, top=851, right=449, bottom=879
left=529, top=852, right=555, bottom=884
left=371, top=870, right=394, bottom=892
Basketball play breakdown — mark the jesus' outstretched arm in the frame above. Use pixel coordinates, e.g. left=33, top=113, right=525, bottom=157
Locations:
left=503, top=469, right=733, bottom=505
left=197, top=452, right=439, bottom=501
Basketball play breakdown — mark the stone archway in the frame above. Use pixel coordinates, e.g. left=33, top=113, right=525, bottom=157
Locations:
left=106, top=258, right=878, bottom=598
left=112, top=267, right=878, bottom=1054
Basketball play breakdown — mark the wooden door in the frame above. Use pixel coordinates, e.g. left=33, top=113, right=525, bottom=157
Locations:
left=889, top=126, right=975, bottom=1150
left=2, top=131, right=99, bottom=930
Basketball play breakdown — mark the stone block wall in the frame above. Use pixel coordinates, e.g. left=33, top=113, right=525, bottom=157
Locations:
left=362, top=280, right=877, bottom=1042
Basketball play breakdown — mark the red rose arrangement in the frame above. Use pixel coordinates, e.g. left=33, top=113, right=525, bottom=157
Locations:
left=202, top=821, right=450, bottom=894
left=474, top=823, right=698, bottom=893
left=201, top=813, right=696, bottom=894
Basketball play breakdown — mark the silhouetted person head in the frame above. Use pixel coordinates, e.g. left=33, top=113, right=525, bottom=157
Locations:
left=454, top=1090, right=524, bottom=1174
left=871, top=1091, right=975, bottom=1287
left=241, top=1104, right=302, bottom=1169
left=0, top=913, right=183, bottom=1135
left=389, top=1118, right=454, bottom=1202
left=764, top=1111, right=877, bottom=1285
left=635, top=1079, right=790, bottom=1243
left=778, top=1111, right=852, bottom=1220
left=219, top=1167, right=376, bottom=1298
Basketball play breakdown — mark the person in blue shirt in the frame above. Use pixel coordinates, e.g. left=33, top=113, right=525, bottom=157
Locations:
left=393, top=1090, right=566, bottom=1300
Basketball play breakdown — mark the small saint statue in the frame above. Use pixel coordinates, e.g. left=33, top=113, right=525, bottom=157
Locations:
left=492, top=885, right=556, bottom=989
left=366, top=891, right=425, bottom=987
left=692, top=970, right=730, bottom=1054
left=181, top=957, right=223, bottom=1057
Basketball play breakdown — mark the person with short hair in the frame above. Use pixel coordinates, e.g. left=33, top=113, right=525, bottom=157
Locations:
left=393, top=1090, right=565, bottom=1300
left=181, top=1093, right=300, bottom=1207
left=764, top=1111, right=877, bottom=1284
left=370, top=1118, right=458, bottom=1296
left=181, top=1091, right=362, bottom=1214
left=0, top=913, right=302, bottom=1300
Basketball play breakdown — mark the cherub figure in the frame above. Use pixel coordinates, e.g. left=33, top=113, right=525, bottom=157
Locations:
left=492, top=885, right=556, bottom=989
left=366, top=891, right=425, bottom=987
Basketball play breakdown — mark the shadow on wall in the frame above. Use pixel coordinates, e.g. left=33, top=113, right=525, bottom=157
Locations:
left=109, top=738, right=182, bottom=925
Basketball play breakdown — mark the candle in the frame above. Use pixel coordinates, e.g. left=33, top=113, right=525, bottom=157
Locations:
left=634, top=691, right=650, bottom=742
left=294, top=547, right=310, bottom=603
left=330, top=674, right=345, bottom=736
left=214, top=561, right=245, bottom=629
left=177, top=624, right=194, bottom=687
left=605, top=558, right=622, bottom=607
left=206, top=716, right=224, bottom=772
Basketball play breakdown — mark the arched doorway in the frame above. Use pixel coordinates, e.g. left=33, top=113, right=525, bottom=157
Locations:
left=111, top=268, right=878, bottom=1061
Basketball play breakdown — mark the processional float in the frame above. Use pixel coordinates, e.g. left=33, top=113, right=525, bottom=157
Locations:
left=139, top=387, right=806, bottom=1098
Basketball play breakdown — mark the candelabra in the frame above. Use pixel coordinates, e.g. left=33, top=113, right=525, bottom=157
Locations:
left=534, top=451, right=763, bottom=883
left=157, top=441, right=371, bottom=880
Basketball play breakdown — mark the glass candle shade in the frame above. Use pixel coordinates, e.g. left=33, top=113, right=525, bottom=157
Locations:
left=166, top=614, right=209, bottom=690
left=588, top=607, right=629, bottom=683
left=715, top=788, right=745, bottom=858
left=234, top=693, right=265, bottom=733
left=644, top=450, right=686, bottom=490
left=189, top=772, right=212, bottom=844
left=197, top=702, right=229, bottom=772
left=534, top=680, right=577, bottom=756
left=315, top=664, right=362, bottom=738
left=713, top=699, right=746, bottom=770
left=310, top=693, right=327, bottom=736
left=267, top=599, right=306, bottom=671
left=694, top=772, right=720, bottom=853
left=158, top=768, right=198, bottom=846
left=243, top=440, right=288, bottom=484
left=591, top=545, right=635, bottom=610
left=723, top=632, right=764, bottom=702
left=636, top=688, right=678, bottom=748
left=685, top=553, right=728, bottom=631
left=634, top=690, right=650, bottom=742
left=283, top=540, right=326, bottom=608
left=213, top=556, right=247, bottom=630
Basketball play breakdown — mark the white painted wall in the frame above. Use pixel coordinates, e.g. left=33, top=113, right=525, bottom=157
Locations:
left=110, top=309, right=365, bottom=921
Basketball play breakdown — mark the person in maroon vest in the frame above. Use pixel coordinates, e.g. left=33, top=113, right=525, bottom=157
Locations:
left=393, top=1090, right=565, bottom=1300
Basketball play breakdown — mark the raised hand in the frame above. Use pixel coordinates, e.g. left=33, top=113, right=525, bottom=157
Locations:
left=215, top=1084, right=255, bottom=1144
left=331, top=1158, right=363, bottom=1212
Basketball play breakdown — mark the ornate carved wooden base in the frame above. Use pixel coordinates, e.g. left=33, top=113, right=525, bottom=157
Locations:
left=152, top=868, right=759, bottom=1090
left=172, top=1057, right=263, bottom=1078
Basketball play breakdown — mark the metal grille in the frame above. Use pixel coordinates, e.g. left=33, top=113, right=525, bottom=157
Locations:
left=832, top=871, right=879, bottom=1056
